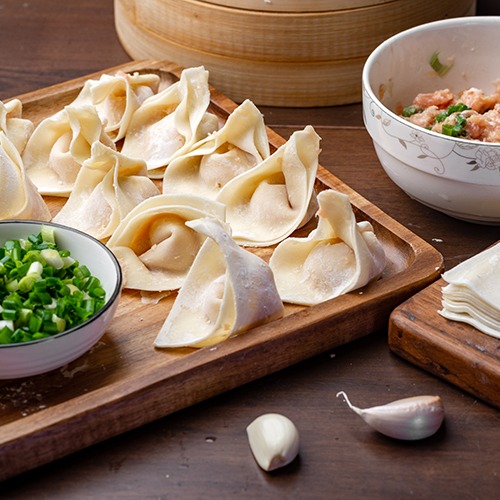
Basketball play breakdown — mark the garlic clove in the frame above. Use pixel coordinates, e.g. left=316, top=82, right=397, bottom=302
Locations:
left=246, top=413, right=300, bottom=471
left=336, top=391, right=445, bottom=441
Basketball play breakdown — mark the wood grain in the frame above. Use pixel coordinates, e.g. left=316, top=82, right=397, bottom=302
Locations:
left=114, top=0, right=475, bottom=106
left=1, top=2, right=500, bottom=498
left=389, top=276, right=500, bottom=409
left=116, top=0, right=476, bottom=62
left=0, top=61, right=443, bottom=480
left=199, top=0, right=397, bottom=12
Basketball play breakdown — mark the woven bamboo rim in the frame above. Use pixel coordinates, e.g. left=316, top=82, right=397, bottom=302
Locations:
left=115, top=1, right=365, bottom=106
left=198, top=0, right=394, bottom=12
left=114, top=0, right=476, bottom=106
left=118, top=0, right=476, bottom=63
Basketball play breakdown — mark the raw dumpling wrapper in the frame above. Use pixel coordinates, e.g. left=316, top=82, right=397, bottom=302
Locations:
left=107, top=194, right=226, bottom=291
left=163, top=99, right=270, bottom=199
left=72, top=71, right=160, bottom=142
left=121, top=66, right=219, bottom=178
left=154, top=217, right=284, bottom=348
left=216, top=125, right=320, bottom=247
left=53, top=142, right=160, bottom=240
left=439, top=242, right=500, bottom=339
left=0, top=132, right=50, bottom=221
left=269, top=189, right=386, bottom=306
left=0, top=99, right=34, bottom=154
left=23, top=104, right=115, bottom=196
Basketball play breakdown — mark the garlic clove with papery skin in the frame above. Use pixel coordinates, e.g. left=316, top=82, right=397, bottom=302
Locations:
left=246, top=413, right=300, bottom=471
left=336, top=391, right=445, bottom=441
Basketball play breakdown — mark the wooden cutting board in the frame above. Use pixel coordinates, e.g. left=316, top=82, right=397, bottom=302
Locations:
left=0, top=60, right=444, bottom=480
left=389, top=272, right=500, bottom=409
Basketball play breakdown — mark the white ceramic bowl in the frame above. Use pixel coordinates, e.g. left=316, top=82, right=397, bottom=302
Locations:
left=362, top=16, right=500, bottom=224
left=0, top=220, right=122, bottom=379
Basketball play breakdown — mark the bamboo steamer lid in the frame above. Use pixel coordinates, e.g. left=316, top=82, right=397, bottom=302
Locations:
left=114, top=0, right=477, bottom=106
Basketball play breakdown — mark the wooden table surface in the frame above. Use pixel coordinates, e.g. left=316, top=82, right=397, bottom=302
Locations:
left=1, top=1, right=499, bottom=498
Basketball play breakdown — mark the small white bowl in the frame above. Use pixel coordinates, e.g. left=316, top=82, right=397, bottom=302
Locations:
left=0, top=220, right=122, bottom=379
left=362, top=16, right=500, bottom=224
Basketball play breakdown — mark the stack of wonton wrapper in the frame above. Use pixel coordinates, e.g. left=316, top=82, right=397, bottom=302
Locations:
left=439, top=242, right=500, bottom=339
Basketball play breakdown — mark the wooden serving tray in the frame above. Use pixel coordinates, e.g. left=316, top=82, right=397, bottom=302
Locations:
left=389, top=268, right=500, bottom=410
left=0, top=61, right=443, bottom=480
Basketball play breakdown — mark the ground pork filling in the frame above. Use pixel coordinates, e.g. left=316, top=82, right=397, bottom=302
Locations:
left=397, top=82, right=500, bottom=143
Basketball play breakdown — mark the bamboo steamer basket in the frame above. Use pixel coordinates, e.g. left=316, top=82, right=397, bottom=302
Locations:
left=114, top=0, right=476, bottom=107
left=199, top=1, right=398, bottom=12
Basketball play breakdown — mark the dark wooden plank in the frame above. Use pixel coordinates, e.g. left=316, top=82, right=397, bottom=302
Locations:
left=1, top=1, right=500, bottom=498
left=389, top=277, right=500, bottom=408
left=0, top=62, right=443, bottom=480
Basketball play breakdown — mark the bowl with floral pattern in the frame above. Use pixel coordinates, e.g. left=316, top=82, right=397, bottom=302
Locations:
left=362, top=16, right=500, bottom=224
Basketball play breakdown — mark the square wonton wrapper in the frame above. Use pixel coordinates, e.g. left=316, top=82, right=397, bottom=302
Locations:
left=439, top=242, right=500, bottom=339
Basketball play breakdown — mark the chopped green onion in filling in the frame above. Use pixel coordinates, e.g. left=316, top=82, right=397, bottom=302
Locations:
left=441, top=113, right=468, bottom=137
left=434, top=102, right=470, bottom=137
left=0, top=226, right=106, bottom=344
left=402, top=105, right=421, bottom=117
left=429, top=51, right=453, bottom=76
left=435, top=102, right=471, bottom=123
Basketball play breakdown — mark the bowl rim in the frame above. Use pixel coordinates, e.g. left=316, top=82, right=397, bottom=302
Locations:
left=0, top=219, right=122, bottom=349
left=362, top=15, right=500, bottom=149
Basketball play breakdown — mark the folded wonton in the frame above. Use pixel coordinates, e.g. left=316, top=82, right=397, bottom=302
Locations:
left=439, top=242, right=500, bottom=339
left=154, top=217, right=284, bottom=348
left=121, top=66, right=219, bottom=178
left=162, top=99, right=270, bottom=199
left=0, top=132, right=50, bottom=222
left=269, top=189, right=386, bottom=306
left=0, top=98, right=34, bottom=154
left=72, top=71, right=160, bottom=142
left=53, top=142, right=160, bottom=240
left=215, top=125, right=320, bottom=247
left=106, top=194, right=226, bottom=291
left=23, top=104, right=115, bottom=196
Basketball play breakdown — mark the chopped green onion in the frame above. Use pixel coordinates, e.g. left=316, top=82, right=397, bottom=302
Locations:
left=40, top=225, right=56, bottom=244
left=0, top=228, right=106, bottom=344
left=0, top=326, right=13, bottom=344
left=442, top=116, right=468, bottom=137
left=6, top=279, right=19, bottom=293
left=17, top=308, right=32, bottom=325
left=12, top=328, right=31, bottom=343
left=28, top=234, right=39, bottom=244
left=28, top=314, right=43, bottom=334
left=0, top=319, right=14, bottom=331
left=19, top=275, right=37, bottom=293
left=3, top=296, right=22, bottom=310
left=435, top=102, right=471, bottom=123
left=27, top=261, right=43, bottom=277
left=51, top=314, right=66, bottom=333
left=402, top=105, right=420, bottom=117
left=62, top=256, right=75, bottom=268
left=32, top=332, right=50, bottom=340
left=1, top=309, right=18, bottom=321
left=74, top=265, right=91, bottom=280
left=40, top=249, right=64, bottom=270
left=429, top=51, right=453, bottom=76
